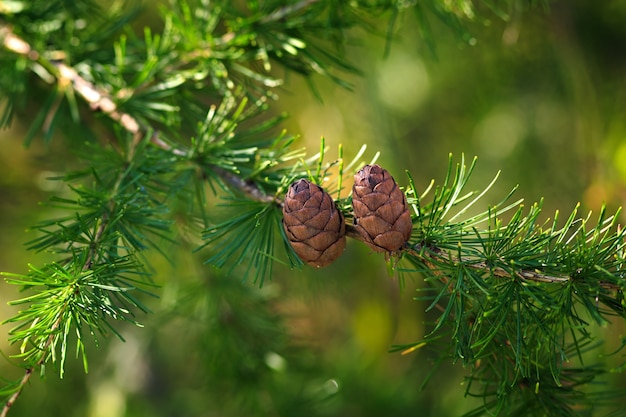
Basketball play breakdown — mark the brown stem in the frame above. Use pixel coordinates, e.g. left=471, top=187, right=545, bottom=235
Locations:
left=0, top=313, right=65, bottom=417
left=345, top=224, right=621, bottom=291
left=413, top=244, right=622, bottom=291
left=0, top=368, right=31, bottom=417
left=212, top=167, right=277, bottom=204
left=259, top=0, right=321, bottom=23
left=0, top=23, right=273, bottom=201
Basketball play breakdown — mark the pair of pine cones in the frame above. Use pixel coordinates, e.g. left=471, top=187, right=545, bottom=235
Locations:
left=282, top=164, right=413, bottom=268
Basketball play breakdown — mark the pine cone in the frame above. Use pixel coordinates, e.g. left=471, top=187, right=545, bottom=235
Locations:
left=282, top=179, right=346, bottom=268
left=352, top=164, right=412, bottom=252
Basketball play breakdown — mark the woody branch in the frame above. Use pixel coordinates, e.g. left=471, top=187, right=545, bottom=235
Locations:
left=2, top=22, right=621, bottom=297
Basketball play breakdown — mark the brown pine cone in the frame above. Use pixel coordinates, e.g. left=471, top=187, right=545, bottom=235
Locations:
left=352, top=164, right=412, bottom=252
left=282, top=179, right=346, bottom=268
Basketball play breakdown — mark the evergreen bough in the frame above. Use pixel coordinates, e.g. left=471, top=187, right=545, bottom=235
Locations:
left=1, top=1, right=624, bottom=416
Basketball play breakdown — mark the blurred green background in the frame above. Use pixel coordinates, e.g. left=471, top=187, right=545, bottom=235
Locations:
left=1, top=1, right=626, bottom=416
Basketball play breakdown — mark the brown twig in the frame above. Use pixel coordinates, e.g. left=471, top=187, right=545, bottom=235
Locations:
left=346, top=224, right=623, bottom=292
left=408, top=244, right=623, bottom=291
left=259, top=0, right=321, bottom=24
left=0, top=311, right=66, bottom=417
left=212, top=166, right=277, bottom=204
left=0, top=23, right=266, bottom=195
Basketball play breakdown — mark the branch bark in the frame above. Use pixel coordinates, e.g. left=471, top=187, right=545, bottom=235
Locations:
left=0, top=306, right=66, bottom=417
left=346, top=224, right=622, bottom=292
left=2, top=21, right=269, bottom=183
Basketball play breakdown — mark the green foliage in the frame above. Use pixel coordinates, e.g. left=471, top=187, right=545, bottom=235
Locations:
left=393, top=155, right=626, bottom=415
left=0, top=1, right=622, bottom=416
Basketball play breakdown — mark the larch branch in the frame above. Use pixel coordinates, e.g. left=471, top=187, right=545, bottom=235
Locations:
left=0, top=23, right=268, bottom=197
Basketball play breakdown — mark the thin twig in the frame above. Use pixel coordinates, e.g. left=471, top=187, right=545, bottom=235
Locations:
left=406, top=244, right=622, bottom=291
left=259, top=0, right=320, bottom=24
left=56, top=64, right=142, bottom=135
left=212, top=167, right=277, bottom=204
left=0, top=311, right=65, bottom=417
left=0, top=25, right=37, bottom=58
left=346, top=224, right=622, bottom=291
left=0, top=23, right=270, bottom=198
